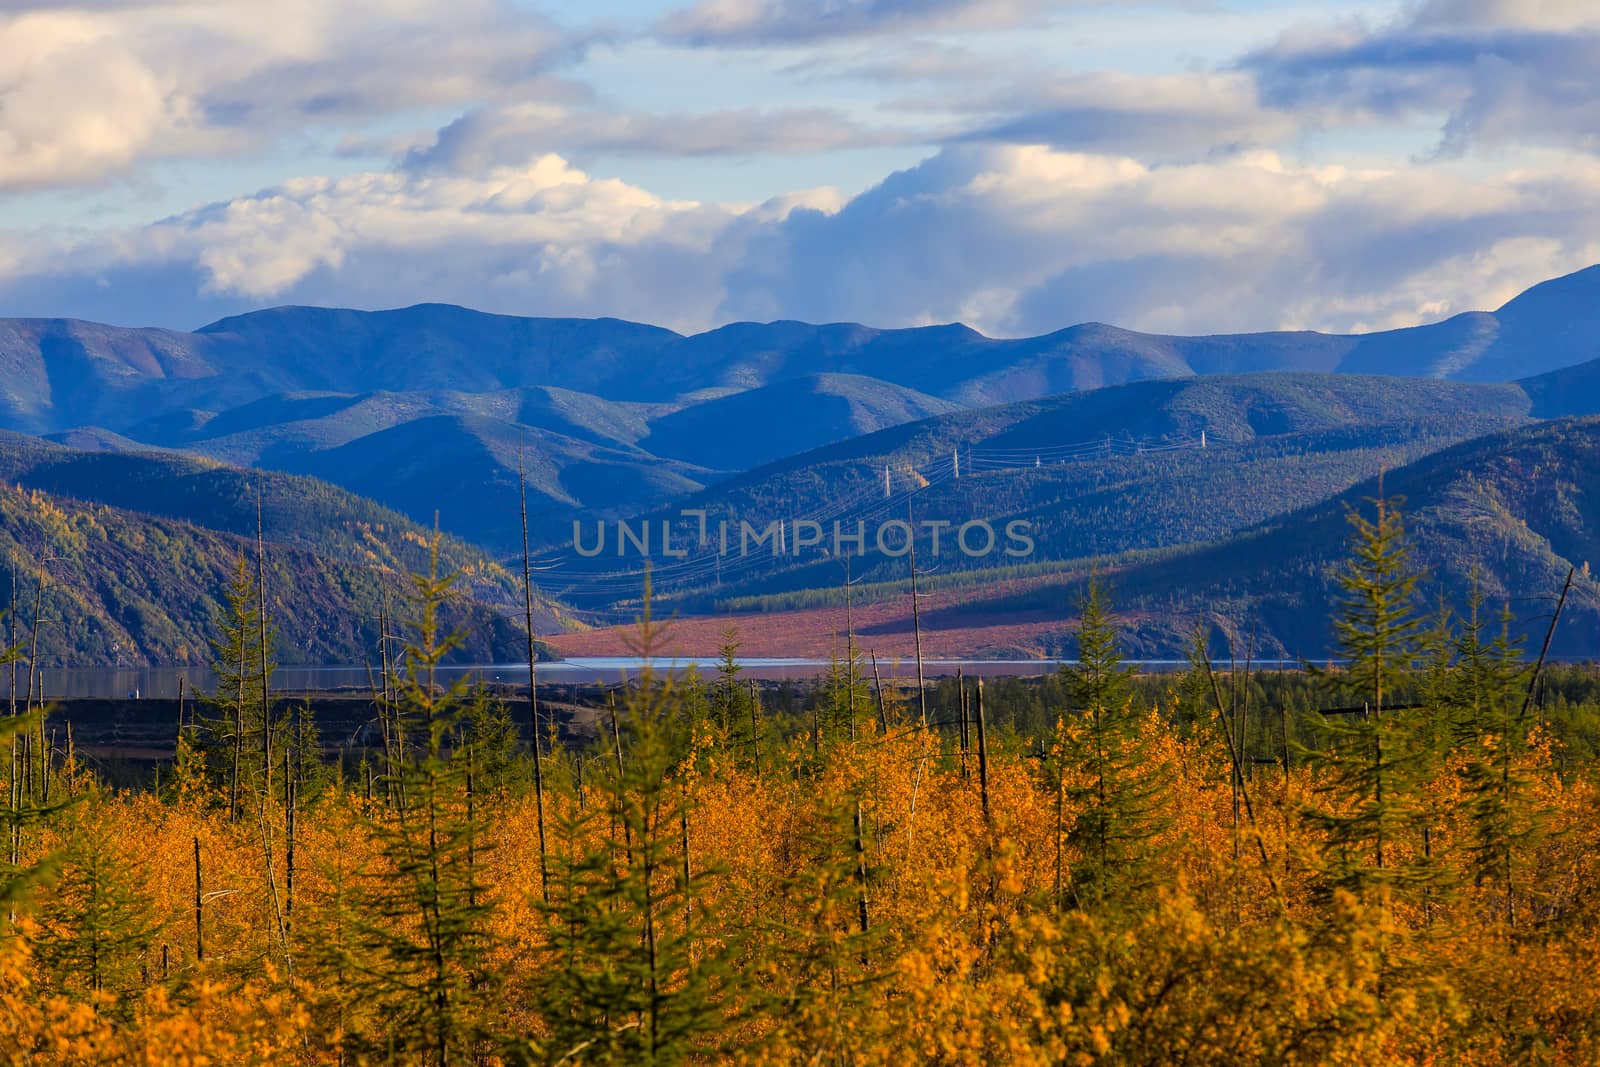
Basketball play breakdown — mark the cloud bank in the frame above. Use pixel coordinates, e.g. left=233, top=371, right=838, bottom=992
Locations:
left=7, top=145, right=1599, bottom=338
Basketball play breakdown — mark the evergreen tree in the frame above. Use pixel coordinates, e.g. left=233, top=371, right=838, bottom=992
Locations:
left=299, top=791, right=373, bottom=1059
left=1446, top=580, right=1526, bottom=754
left=821, top=639, right=870, bottom=747
left=31, top=796, right=161, bottom=1012
left=1062, top=576, right=1134, bottom=716
left=1415, top=595, right=1457, bottom=757
left=1055, top=578, right=1170, bottom=906
left=341, top=538, right=499, bottom=1064
left=197, top=553, right=280, bottom=819
left=530, top=668, right=741, bottom=1065
left=1449, top=584, right=1540, bottom=926
left=757, top=787, right=889, bottom=1063
left=1302, top=495, right=1432, bottom=897
left=1330, top=494, right=1422, bottom=716
left=711, top=628, right=746, bottom=739
left=1173, top=623, right=1218, bottom=735
left=464, top=691, right=522, bottom=805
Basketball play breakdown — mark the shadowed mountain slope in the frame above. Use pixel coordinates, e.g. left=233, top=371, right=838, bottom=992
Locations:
left=957, top=416, right=1600, bottom=658
left=0, top=432, right=572, bottom=664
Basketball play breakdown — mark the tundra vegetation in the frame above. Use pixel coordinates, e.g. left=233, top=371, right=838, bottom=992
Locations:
left=1, top=501, right=1599, bottom=1065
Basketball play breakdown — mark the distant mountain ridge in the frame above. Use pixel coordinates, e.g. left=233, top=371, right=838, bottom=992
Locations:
left=5, top=265, right=1600, bottom=435
left=3, top=264, right=1597, bottom=553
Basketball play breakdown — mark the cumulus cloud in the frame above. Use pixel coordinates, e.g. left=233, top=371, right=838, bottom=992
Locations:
left=0, top=0, right=572, bottom=189
left=5, top=145, right=1600, bottom=339
left=3, top=155, right=749, bottom=331
left=1243, top=0, right=1600, bottom=156
left=660, top=0, right=1060, bottom=45
left=711, top=145, right=1600, bottom=333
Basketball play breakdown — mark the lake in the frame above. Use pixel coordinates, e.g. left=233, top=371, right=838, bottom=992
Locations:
left=0, top=655, right=1280, bottom=700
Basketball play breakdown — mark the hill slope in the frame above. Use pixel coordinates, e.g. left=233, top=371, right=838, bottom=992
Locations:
left=0, top=434, right=573, bottom=665
left=0, top=431, right=540, bottom=580
left=0, top=484, right=539, bottom=666
left=961, top=416, right=1600, bottom=658
left=557, top=373, right=1533, bottom=608
left=639, top=373, right=960, bottom=470
left=554, top=415, right=1600, bottom=661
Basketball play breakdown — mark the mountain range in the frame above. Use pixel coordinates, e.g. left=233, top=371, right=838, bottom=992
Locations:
left=8, top=265, right=1600, bottom=661
left=4, top=265, right=1599, bottom=553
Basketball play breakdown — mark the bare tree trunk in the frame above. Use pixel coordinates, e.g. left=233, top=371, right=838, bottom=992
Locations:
left=24, top=578, right=43, bottom=802
left=844, top=552, right=857, bottom=741
left=854, top=799, right=870, bottom=964
left=194, top=836, right=205, bottom=962
left=284, top=737, right=296, bottom=980
left=231, top=631, right=245, bottom=822
left=870, top=652, right=888, bottom=735
left=7, top=566, right=16, bottom=717
left=958, top=669, right=969, bottom=780
left=608, top=692, right=631, bottom=852
left=907, top=502, right=928, bottom=729
left=975, top=679, right=991, bottom=825
left=256, top=487, right=272, bottom=807
left=518, top=451, right=551, bottom=904
left=1203, top=656, right=1283, bottom=901
left=748, top=680, right=762, bottom=780
left=681, top=778, right=693, bottom=941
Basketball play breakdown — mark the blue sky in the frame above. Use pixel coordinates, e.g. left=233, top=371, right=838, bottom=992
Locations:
left=2, top=0, right=1598, bottom=336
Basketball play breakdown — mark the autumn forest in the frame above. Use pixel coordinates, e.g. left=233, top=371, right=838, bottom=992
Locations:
left=2, top=497, right=1600, bottom=1066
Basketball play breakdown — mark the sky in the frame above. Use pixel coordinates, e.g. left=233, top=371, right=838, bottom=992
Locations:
left=2, top=0, right=1599, bottom=337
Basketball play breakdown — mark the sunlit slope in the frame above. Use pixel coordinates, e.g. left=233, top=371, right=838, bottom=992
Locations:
left=574, top=373, right=1531, bottom=608
left=970, top=416, right=1600, bottom=658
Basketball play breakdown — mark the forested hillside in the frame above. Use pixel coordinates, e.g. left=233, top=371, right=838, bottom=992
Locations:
left=570, top=373, right=1534, bottom=608
left=4, top=518, right=1600, bottom=1062
left=958, top=417, right=1600, bottom=658
left=0, top=481, right=557, bottom=665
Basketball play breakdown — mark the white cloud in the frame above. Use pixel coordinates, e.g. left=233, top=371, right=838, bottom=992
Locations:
left=1243, top=0, right=1600, bottom=156
left=7, top=155, right=748, bottom=331
left=0, top=0, right=571, bottom=190
left=6, top=145, right=1600, bottom=340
